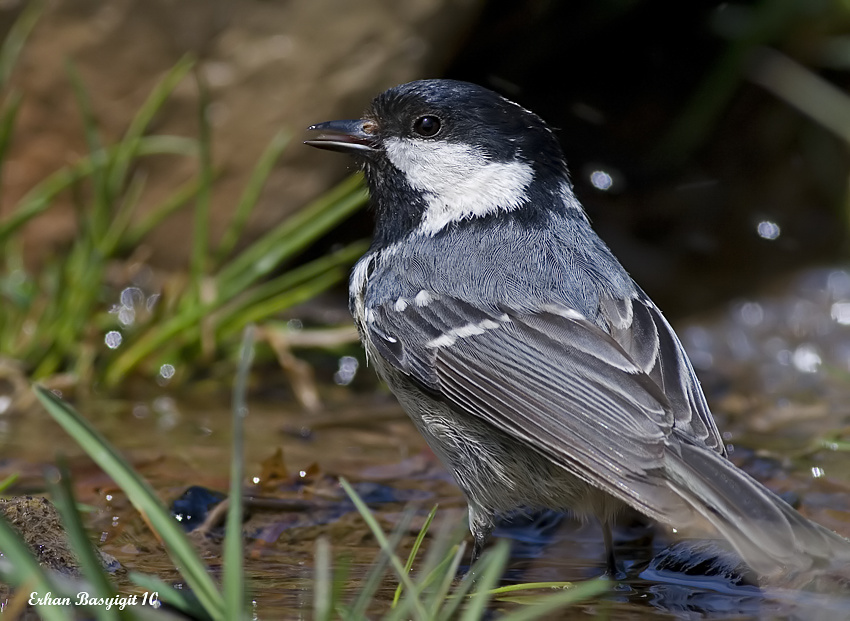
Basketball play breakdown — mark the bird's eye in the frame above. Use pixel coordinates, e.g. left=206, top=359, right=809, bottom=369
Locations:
left=413, top=115, right=441, bottom=137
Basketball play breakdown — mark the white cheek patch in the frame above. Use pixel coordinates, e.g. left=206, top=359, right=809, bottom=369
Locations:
left=384, top=137, right=534, bottom=235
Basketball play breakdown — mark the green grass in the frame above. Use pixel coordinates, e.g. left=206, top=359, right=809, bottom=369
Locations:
left=0, top=4, right=369, bottom=391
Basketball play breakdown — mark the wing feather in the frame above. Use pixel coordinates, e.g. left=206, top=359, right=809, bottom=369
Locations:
left=367, top=296, right=698, bottom=517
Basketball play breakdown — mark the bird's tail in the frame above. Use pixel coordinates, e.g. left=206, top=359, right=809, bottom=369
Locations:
left=663, top=438, right=850, bottom=586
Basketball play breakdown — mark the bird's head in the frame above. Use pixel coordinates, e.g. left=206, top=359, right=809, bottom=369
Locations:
left=306, top=79, right=578, bottom=244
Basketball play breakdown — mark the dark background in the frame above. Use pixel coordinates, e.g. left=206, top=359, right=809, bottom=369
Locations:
left=6, top=0, right=850, bottom=319
left=445, top=0, right=850, bottom=316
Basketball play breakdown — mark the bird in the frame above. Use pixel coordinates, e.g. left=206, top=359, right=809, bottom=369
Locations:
left=304, top=78, right=850, bottom=585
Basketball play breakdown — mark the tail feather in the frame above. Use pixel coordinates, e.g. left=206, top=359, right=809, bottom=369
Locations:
left=664, top=437, right=850, bottom=583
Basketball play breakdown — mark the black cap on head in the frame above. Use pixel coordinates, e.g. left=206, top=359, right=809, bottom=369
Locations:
left=366, top=80, right=567, bottom=179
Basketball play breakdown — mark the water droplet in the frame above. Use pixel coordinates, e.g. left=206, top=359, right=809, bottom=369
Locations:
left=120, top=286, right=145, bottom=308
left=589, top=170, right=613, bottom=191
left=118, top=306, right=135, bottom=327
left=756, top=220, right=781, bottom=240
left=146, top=293, right=161, bottom=312
left=333, top=355, right=359, bottom=385
left=831, top=301, right=850, bottom=325
left=104, top=330, right=123, bottom=349
left=738, top=302, right=764, bottom=326
left=792, top=344, right=821, bottom=373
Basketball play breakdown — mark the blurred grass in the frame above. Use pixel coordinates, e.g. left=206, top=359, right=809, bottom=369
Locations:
left=0, top=6, right=369, bottom=391
left=656, top=0, right=850, bottom=167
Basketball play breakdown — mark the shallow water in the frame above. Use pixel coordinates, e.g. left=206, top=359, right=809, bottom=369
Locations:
left=2, top=267, right=850, bottom=618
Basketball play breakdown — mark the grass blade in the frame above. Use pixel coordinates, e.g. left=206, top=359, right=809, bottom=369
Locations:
left=215, top=130, right=291, bottom=265
left=129, top=572, right=212, bottom=620
left=65, top=59, right=109, bottom=239
left=489, top=581, right=582, bottom=597
left=0, top=0, right=44, bottom=87
left=0, top=91, right=22, bottom=186
left=99, top=171, right=147, bottom=256
left=223, top=327, right=253, bottom=620
left=0, top=136, right=196, bottom=244
left=314, top=537, right=332, bottom=621
left=748, top=46, right=850, bottom=146
left=0, top=518, right=71, bottom=621
left=105, top=241, right=363, bottom=386
left=346, top=508, right=416, bottom=621
left=393, top=504, right=438, bottom=607
left=33, top=386, right=225, bottom=620
left=0, top=472, right=19, bottom=493
left=120, top=176, right=203, bottom=250
left=426, top=543, right=466, bottom=618
left=189, top=68, right=213, bottom=307
left=457, top=541, right=510, bottom=621
left=339, top=478, right=428, bottom=621
left=216, top=242, right=366, bottom=338
left=107, top=55, right=195, bottom=197
left=497, top=579, right=609, bottom=620
left=216, top=173, right=368, bottom=299
left=45, top=460, right=123, bottom=621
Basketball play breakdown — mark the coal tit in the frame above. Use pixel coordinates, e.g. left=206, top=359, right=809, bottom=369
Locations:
left=306, top=79, right=850, bottom=582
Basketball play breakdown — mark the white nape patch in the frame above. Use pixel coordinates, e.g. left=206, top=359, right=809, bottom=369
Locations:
left=414, top=290, right=434, bottom=306
left=384, top=137, right=534, bottom=235
left=426, top=315, right=509, bottom=349
left=542, top=304, right=586, bottom=321
left=394, top=298, right=408, bottom=312
left=559, top=182, right=589, bottom=221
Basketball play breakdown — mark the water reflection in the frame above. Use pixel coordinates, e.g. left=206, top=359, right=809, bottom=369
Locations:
left=682, top=267, right=850, bottom=404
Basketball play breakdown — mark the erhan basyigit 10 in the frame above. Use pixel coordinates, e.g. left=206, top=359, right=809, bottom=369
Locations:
left=305, top=79, right=850, bottom=584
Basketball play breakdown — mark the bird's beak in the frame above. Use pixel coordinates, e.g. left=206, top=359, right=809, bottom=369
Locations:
left=304, top=119, right=379, bottom=154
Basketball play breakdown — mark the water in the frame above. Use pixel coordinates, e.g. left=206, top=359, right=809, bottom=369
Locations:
left=1, top=267, right=849, bottom=618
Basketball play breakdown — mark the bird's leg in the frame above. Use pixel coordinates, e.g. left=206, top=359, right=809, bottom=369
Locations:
left=600, top=519, right=623, bottom=578
left=468, top=506, right=495, bottom=569
left=470, top=530, right=488, bottom=567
